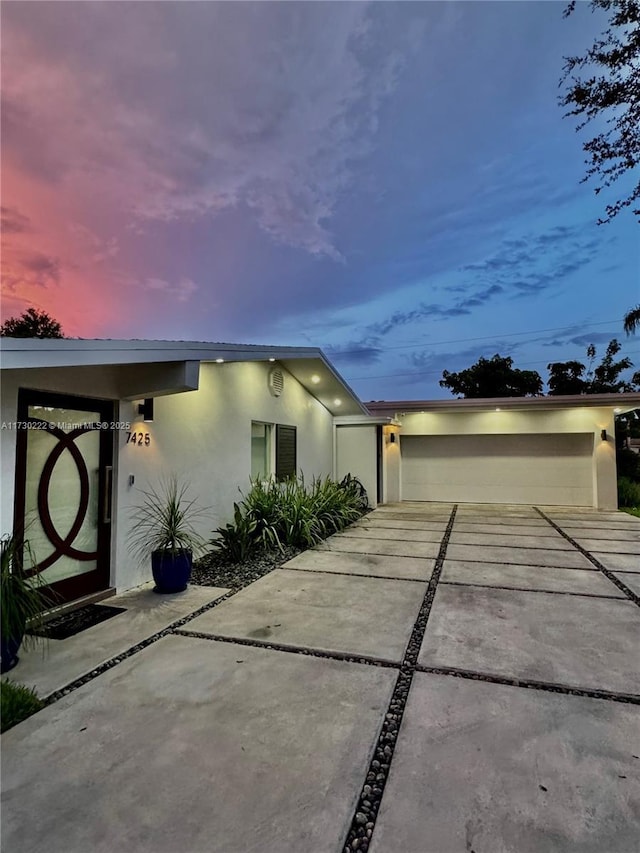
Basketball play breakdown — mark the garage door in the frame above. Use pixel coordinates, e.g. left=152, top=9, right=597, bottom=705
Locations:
left=401, top=434, right=594, bottom=506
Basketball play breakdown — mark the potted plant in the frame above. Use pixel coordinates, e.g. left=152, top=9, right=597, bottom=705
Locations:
left=1, top=534, right=54, bottom=674
left=129, top=475, right=208, bottom=594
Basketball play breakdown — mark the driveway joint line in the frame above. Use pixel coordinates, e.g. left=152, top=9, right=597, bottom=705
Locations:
left=534, top=507, right=640, bottom=608
left=439, top=580, right=625, bottom=599
left=341, top=505, right=458, bottom=853
left=415, top=664, right=640, bottom=705
left=171, top=629, right=400, bottom=669
left=282, top=566, right=429, bottom=583
left=443, top=556, right=598, bottom=571
left=41, top=589, right=240, bottom=705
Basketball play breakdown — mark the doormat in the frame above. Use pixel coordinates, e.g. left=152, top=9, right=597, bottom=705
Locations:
left=28, top=604, right=127, bottom=641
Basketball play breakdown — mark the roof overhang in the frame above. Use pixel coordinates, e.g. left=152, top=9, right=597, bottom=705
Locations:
left=366, top=393, right=640, bottom=416
left=1, top=338, right=368, bottom=416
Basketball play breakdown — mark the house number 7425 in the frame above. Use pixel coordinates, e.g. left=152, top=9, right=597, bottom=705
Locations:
left=126, top=431, right=151, bottom=446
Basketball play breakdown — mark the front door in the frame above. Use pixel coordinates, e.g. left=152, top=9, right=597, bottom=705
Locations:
left=14, top=390, right=114, bottom=605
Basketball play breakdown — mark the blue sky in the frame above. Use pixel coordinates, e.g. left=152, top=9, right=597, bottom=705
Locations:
left=2, top=1, right=638, bottom=400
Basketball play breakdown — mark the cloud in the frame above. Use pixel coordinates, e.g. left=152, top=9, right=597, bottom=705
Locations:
left=325, top=338, right=383, bottom=366
left=1, top=3, right=420, bottom=260
left=142, top=276, right=198, bottom=303
left=0, top=206, right=31, bottom=234
left=1, top=248, right=61, bottom=291
left=459, top=223, right=602, bottom=298
left=366, top=284, right=504, bottom=337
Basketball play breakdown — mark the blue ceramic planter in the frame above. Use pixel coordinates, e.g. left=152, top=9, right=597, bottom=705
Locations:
left=151, top=550, right=192, bottom=594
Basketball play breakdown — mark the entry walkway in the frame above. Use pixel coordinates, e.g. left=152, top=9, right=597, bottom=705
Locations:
left=2, top=504, right=639, bottom=853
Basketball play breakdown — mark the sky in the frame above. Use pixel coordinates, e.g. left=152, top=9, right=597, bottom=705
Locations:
left=1, top=0, right=639, bottom=401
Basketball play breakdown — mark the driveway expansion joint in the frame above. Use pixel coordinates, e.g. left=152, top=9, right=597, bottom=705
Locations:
left=439, top=580, right=624, bottom=599
left=42, top=589, right=239, bottom=705
left=284, top=566, right=427, bottom=583
left=415, top=664, right=640, bottom=705
left=171, top=628, right=400, bottom=669
left=534, top=507, right=640, bottom=607
left=341, top=505, right=458, bottom=853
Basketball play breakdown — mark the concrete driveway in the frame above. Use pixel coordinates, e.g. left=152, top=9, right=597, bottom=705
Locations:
left=2, top=503, right=639, bottom=853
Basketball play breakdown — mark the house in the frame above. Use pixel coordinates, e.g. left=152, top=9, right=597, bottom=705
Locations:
left=1, top=337, right=638, bottom=611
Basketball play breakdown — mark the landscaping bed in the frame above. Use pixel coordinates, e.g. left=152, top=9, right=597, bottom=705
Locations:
left=191, top=545, right=303, bottom=591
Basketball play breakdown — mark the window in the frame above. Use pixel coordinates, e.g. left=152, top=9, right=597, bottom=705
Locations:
left=251, top=422, right=272, bottom=479
left=275, top=424, right=297, bottom=480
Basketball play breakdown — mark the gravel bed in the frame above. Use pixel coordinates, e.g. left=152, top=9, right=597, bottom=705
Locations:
left=342, top=504, right=458, bottom=853
left=191, top=545, right=303, bottom=590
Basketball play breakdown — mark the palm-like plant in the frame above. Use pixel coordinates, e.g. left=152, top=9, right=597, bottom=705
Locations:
left=624, top=305, right=640, bottom=336
left=1, top=534, right=54, bottom=672
left=129, top=475, right=208, bottom=563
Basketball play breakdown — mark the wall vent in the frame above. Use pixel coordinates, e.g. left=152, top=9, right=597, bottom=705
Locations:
left=268, top=367, right=284, bottom=397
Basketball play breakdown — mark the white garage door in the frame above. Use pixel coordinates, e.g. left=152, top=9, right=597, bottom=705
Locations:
left=401, top=434, right=594, bottom=506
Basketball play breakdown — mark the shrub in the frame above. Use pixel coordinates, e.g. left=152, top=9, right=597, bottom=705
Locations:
left=210, top=474, right=369, bottom=559
left=617, top=476, right=640, bottom=509
left=1, top=680, right=43, bottom=732
left=617, top=447, right=640, bottom=483
left=210, top=503, right=258, bottom=562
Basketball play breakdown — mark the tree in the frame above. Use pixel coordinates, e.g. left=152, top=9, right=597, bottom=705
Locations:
left=589, top=338, right=637, bottom=391
left=440, top=354, right=543, bottom=398
left=0, top=308, right=64, bottom=338
left=559, top=0, right=640, bottom=222
left=548, top=338, right=639, bottom=394
left=624, top=304, right=640, bottom=334
left=547, top=360, right=588, bottom=395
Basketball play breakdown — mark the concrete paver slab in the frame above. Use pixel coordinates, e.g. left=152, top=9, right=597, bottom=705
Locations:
left=340, top=525, right=443, bottom=543
left=456, top=506, right=540, bottom=517
left=445, top=543, right=593, bottom=569
left=369, top=673, right=640, bottom=853
left=369, top=511, right=451, bottom=522
left=419, top=585, right=640, bottom=694
left=453, top=522, right=558, bottom=536
left=612, top=572, right=640, bottom=598
left=352, top=518, right=447, bottom=531
left=454, top=511, right=552, bottom=530
left=376, top=502, right=452, bottom=513
left=441, top=560, right=623, bottom=597
left=591, top=552, right=640, bottom=572
left=570, top=539, right=640, bottom=555
left=5, top=583, right=228, bottom=698
left=547, top=514, right=640, bottom=527
left=449, top=531, right=573, bottom=550
left=282, top=549, right=434, bottom=581
left=318, top=535, right=439, bottom=559
left=187, top=569, right=424, bottom=663
left=1, top=635, right=396, bottom=853
left=559, top=527, right=640, bottom=542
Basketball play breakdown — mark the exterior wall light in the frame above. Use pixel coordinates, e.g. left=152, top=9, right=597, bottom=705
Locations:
left=601, top=429, right=608, bottom=441
left=389, top=433, right=396, bottom=444
left=138, top=398, right=154, bottom=422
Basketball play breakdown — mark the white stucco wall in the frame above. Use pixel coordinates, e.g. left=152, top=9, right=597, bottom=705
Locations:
left=114, top=361, right=334, bottom=589
left=2, top=361, right=334, bottom=593
left=335, top=425, right=378, bottom=508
